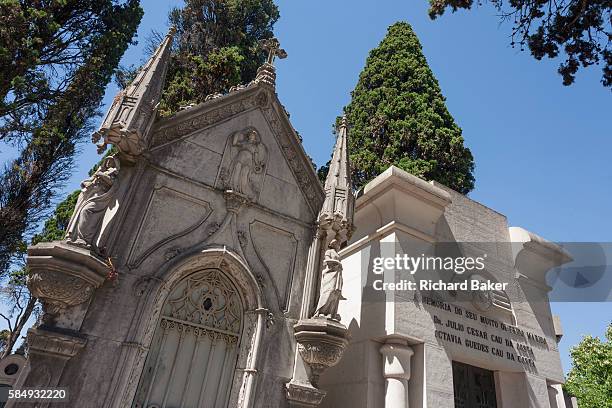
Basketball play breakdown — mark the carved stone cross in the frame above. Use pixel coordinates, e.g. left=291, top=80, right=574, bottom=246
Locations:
left=260, top=37, right=287, bottom=64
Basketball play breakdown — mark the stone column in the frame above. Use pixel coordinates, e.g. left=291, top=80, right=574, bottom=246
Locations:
left=380, top=341, right=414, bottom=408
left=10, top=241, right=108, bottom=407
left=286, top=232, right=327, bottom=408
left=548, top=384, right=570, bottom=408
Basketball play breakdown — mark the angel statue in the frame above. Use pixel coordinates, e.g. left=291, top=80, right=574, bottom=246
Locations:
left=226, top=127, right=268, bottom=200
left=66, top=155, right=121, bottom=249
left=314, top=239, right=346, bottom=321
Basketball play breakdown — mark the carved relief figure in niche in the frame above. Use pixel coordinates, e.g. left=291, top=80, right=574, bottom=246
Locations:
left=314, top=239, right=345, bottom=320
left=221, top=127, right=268, bottom=200
left=66, top=155, right=120, bottom=249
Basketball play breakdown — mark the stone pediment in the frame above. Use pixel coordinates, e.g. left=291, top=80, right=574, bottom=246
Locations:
left=148, top=84, right=324, bottom=216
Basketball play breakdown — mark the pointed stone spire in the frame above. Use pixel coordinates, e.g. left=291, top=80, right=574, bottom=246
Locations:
left=318, top=115, right=354, bottom=245
left=92, top=26, right=176, bottom=161
left=287, top=116, right=353, bottom=396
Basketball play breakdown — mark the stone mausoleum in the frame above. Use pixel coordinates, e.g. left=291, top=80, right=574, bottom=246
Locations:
left=8, top=29, right=577, bottom=408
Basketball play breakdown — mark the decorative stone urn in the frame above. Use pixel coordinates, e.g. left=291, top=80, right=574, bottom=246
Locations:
left=294, top=317, right=349, bottom=387
left=27, top=241, right=110, bottom=322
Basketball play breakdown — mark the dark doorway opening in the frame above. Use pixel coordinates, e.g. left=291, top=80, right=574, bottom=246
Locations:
left=452, top=361, right=497, bottom=408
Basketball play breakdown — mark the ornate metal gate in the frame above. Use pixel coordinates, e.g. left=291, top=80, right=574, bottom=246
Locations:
left=452, top=361, right=497, bottom=408
left=133, top=268, right=243, bottom=408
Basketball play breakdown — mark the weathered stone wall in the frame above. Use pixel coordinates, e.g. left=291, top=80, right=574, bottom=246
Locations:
left=322, top=166, right=566, bottom=408
left=50, top=88, right=322, bottom=407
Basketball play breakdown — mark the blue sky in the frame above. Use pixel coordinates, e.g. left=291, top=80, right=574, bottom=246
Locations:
left=2, top=0, right=610, bottom=373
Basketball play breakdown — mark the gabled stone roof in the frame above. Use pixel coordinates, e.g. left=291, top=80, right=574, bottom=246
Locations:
left=149, top=81, right=325, bottom=215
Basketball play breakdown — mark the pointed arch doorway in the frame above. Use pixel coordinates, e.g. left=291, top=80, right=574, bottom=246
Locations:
left=133, top=268, right=243, bottom=408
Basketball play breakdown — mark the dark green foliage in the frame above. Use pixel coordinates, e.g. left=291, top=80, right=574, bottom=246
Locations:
left=31, top=190, right=81, bottom=245
left=564, top=322, right=612, bottom=407
left=317, top=162, right=330, bottom=185
left=114, top=64, right=140, bottom=90
left=428, top=0, right=612, bottom=88
left=0, top=0, right=142, bottom=141
left=0, top=1, right=143, bottom=277
left=159, top=0, right=280, bottom=116
left=342, top=22, right=475, bottom=193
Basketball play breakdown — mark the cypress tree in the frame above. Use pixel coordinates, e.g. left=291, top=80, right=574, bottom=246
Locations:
left=0, top=1, right=143, bottom=276
left=343, top=22, right=475, bottom=194
left=0, top=3, right=142, bottom=357
left=0, top=0, right=144, bottom=139
left=159, top=0, right=280, bottom=116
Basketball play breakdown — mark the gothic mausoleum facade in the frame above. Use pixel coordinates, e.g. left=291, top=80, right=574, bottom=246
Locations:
left=9, top=29, right=577, bottom=408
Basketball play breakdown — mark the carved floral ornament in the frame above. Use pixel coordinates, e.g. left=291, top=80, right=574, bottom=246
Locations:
left=294, top=324, right=349, bottom=388
left=28, top=270, right=95, bottom=315
left=297, top=342, right=345, bottom=372
left=26, top=242, right=110, bottom=322
left=151, top=90, right=269, bottom=147
left=164, top=268, right=242, bottom=334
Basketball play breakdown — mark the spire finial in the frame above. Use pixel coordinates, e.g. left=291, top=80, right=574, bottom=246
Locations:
left=91, top=25, right=175, bottom=161
left=260, top=37, right=287, bottom=65
left=310, top=115, right=355, bottom=321
left=318, top=114, right=354, bottom=244
left=252, top=37, right=286, bottom=88
left=340, top=115, right=348, bottom=129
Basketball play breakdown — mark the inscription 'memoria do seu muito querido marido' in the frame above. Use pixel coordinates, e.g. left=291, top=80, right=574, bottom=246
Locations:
left=423, top=296, right=547, bottom=371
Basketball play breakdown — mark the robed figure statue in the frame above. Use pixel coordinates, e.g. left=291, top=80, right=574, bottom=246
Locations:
left=66, top=155, right=121, bottom=249
left=227, top=128, right=268, bottom=199
left=314, top=239, right=346, bottom=320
